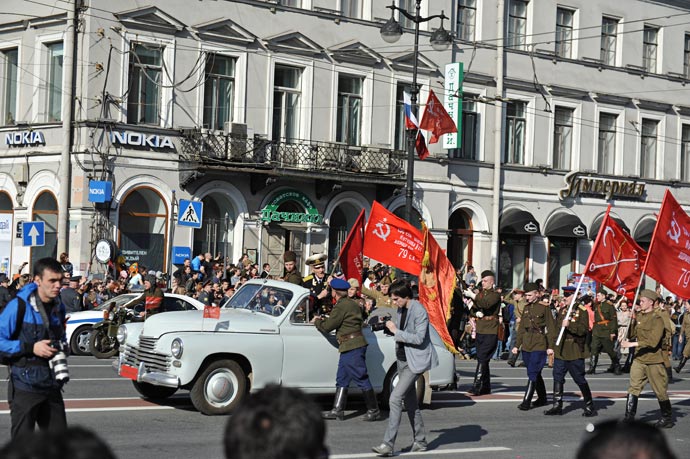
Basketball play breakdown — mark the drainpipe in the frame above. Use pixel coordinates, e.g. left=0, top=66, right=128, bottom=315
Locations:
left=57, top=0, right=77, bottom=256
left=490, top=0, right=505, bottom=271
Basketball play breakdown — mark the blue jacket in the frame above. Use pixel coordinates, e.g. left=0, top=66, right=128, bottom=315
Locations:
left=0, top=282, right=67, bottom=392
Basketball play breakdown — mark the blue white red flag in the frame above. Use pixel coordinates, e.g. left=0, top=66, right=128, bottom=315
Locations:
left=403, top=91, right=430, bottom=160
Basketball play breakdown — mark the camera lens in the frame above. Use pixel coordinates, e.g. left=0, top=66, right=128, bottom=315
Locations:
left=49, top=352, right=70, bottom=383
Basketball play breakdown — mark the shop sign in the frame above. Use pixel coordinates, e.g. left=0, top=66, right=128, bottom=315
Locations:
left=88, top=180, right=112, bottom=203
left=5, top=130, right=45, bottom=146
left=172, top=246, right=191, bottom=264
left=110, top=131, right=175, bottom=149
left=260, top=190, right=323, bottom=224
left=559, top=171, right=645, bottom=201
left=442, top=62, right=463, bottom=149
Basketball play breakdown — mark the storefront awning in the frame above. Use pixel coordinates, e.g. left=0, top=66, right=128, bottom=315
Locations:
left=589, top=216, right=630, bottom=241
left=499, top=209, right=540, bottom=235
left=544, top=213, right=588, bottom=239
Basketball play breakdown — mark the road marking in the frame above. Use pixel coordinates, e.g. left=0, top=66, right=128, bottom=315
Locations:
left=0, top=406, right=179, bottom=414
left=330, top=447, right=512, bottom=458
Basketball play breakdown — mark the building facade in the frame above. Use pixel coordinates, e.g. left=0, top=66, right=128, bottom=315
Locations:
left=0, top=0, right=688, bottom=290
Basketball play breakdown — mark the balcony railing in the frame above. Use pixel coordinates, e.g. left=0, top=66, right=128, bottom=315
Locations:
left=179, top=129, right=406, bottom=180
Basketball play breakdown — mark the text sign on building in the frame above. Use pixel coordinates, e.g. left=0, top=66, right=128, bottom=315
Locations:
left=558, top=171, right=646, bottom=201
left=178, top=200, right=203, bottom=228
left=260, top=190, right=323, bottom=224
left=110, top=131, right=175, bottom=149
left=172, top=246, right=192, bottom=264
left=22, top=221, right=45, bottom=247
left=442, top=62, right=463, bottom=149
left=88, top=180, right=113, bottom=203
left=5, top=131, right=45, bottom=146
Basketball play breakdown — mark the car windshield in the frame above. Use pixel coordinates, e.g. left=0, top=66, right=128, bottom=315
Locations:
left=95, top=294, right=137, bottom=311
left=224, top=284, right=293, bottom=316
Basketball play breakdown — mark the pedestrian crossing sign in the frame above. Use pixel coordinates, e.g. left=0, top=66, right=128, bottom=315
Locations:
left=178, top=199, right=203, bottom=228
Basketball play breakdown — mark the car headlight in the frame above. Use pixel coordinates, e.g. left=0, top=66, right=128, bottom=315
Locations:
left=116, top=325, right=127, bottom=344
left=171, top=338, right=183, bottom=359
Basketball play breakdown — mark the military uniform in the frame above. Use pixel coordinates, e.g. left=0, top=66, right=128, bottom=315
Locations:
left=281, top=250, right=302, bottom=285
left=588, top=298, right=619, bottom=374
left=675, top=313, right=690, bottom=372
left=315, top=278, right=378, bottom=421
left=467, top=270, right=501, bottom=396
left=503, top=292, right=527, bottom=366
left=546, top=303, right=596, bottom=416
left=515, top=285, right=556, bottom=410
left=361, top=285, right=393, bottom=309
left=303, top=253, right=332, bottom=315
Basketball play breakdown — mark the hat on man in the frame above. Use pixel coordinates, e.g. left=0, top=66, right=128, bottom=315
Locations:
left=639, top=289, right=660, bottom=301
left=144, top=274, right=156, bottom=285
left=306, top=253, right=327, bottom=268
left=70, top=276, right=81, bottom=284
left=481, top=270, right=495, bottom=279
left=0, top=273, right=8, bottom=284
left=596, top=286, right=607, bottom=295
left=330, top=278, right=350, bottom=291
left=348, top=278, right=360, bottom=289
left=283, top=251, right=297, bottom=263
left=513, top=288, right=525, bottom=294
left=202, top=279, right=213, bottom=288
left=580, top=294, right=593, bottom=304
left=523, top=282, right=539, bottom=293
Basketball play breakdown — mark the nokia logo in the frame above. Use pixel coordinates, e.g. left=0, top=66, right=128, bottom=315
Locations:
left=110, top=131, right=175, bottom=149
left=5, top=131, right=45, bottom=146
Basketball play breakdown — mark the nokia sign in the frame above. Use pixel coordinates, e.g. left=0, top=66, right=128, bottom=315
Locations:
left=110, top=131, right=175, bottom=149
left=5, top=131, right=46, bottom=146
left=88, top=180, right=112, bottom=203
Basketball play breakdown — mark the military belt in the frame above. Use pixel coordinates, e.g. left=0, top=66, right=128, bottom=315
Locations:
left=526, top=327, right=545, bottom=334
left=337, top=330, right=363, bottom=345
left=596, top=320, right=610, bottom=325
left=478, top=315, right=497, bottom=321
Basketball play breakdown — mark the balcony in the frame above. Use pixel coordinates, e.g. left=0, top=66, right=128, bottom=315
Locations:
left=179, top=128, right=406, bottom=185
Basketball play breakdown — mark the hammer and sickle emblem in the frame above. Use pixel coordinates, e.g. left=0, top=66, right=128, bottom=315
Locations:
left=373, top=222, right=391, bottom=241
left=667, top=213, right=681, bottom=244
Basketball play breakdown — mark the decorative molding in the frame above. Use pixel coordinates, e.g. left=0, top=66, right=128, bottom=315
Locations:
left=190, top=18, right=256, bottom=45
left=388, top=51, right=437, bottom=74
left=28, top=13, right=67, bottom=29
left=114, top=6, right=185, bottom=34
left=263, top=31, right=323, bottom=56
left=328, top=40, right=383, bottom=66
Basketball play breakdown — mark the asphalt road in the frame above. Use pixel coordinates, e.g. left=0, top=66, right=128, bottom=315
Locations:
left=1, top=356, right=689, bottom=459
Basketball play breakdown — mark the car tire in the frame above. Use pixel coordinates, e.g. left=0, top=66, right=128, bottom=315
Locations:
left=88, top=328, right=119, bottom=359
left=190, top=359, right=246, bottom=415
left=69, top=326, right=92, bottom=356
left=132, top=381, right=177, bottom=400
left=381, top=366, right=425, bottom=410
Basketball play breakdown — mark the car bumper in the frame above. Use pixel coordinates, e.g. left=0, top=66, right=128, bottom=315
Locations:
left=113, top=355, right=180, bottom=388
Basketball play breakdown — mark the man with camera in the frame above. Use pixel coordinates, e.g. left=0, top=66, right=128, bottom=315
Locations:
left=0, top=257, right=69, bottom=440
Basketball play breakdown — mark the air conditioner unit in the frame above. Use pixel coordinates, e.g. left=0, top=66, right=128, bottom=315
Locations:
left=10, top=164, right=28, bottom=184
left=224, top=122, right=247, bottom=137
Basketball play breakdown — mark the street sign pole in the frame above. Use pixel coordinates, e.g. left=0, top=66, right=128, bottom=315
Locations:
left=167, top=190, right=177, bottom=290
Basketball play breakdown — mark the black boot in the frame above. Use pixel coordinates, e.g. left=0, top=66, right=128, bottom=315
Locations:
left=544, top=381, right=563, bottom=415
left=517, top=381, right=536, bottom=411
left=667, top=366, right=674, bottom=384
left=468, top=363, right=483, bottom=395
left=578, top=383, right=597, bottom=417
left=323, top=387, right=347, bottom=420
left=532, top=375, right=547, bottom=408
left=478, top=362, right=491, bottom=395
left=623, top=393, right=638, bottom=422
left=655, top=400, right=674, bottom=429
left=675, top=356, right=688, bottom=374
left=586, top=355, right=598, bottom=375
left=507, top=350, right=518, bottom=367
left=612, top=357, right=622, bottom=376
left=362, top=389, right=381, bottom=422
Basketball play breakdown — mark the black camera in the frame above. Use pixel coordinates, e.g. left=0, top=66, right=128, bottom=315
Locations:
left=371, top=315, right=394, bottom=335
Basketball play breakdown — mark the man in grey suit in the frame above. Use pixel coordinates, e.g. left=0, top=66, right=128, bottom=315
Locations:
left=372, top=281, right=438, bottom=457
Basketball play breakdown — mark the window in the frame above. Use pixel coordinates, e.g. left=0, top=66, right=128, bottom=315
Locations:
left=282, top=0, right=302, bottom=7
left=203, top=54, right=235, bottom=131
left=640, top=119, right=658, bottom=179
left=1, top=48, right=18, bottom=125
left=458, top=98, right=478, bottom=160
left=685, top=35, right=690, bottom=79
left=553, top=107, right=573, bottom=170
left=341, top=0, right=361, bottom=18
left=643, top=26, right=658, bottom=73
left=547, top=238, right=575, bottom=292
left=504, top=101, right=526, bottom=164
left=682, top=125, right=690, bottom=182
left=272, top=65, right=301, bottom=142
left=507, top=0, right=528, bottom=50
left=598, top=113, right=616, bottom=174
left=555, top=8, right=574, bottom=58
left=47, top=42, right=63, bottom=122
left=601, top=17, right=618, bottom=65
left=457, top=0, right=477, bottom=41
left=336, top=75, right=363, bottom=146
left=127, top=43, right=162, bottom=125
left=399, top=0, right=415, bottom=29
left=394, top=83, right=413, bottom=151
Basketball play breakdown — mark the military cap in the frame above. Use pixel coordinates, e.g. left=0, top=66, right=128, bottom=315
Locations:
left=513, top=288, right=524, bottom=294
left=283, top=251, right=297, bottom=263
left=202, top=279, right=213, bottom=287
left=379, top=276, right=391, bottom=286
left=481, top=270, right=495, bottom=279
left=306, top=253, right=327, bottom=268
left=523, top=282, right=539, bottom=293
left=639, top=289, right=659, bottom=301
left=580, top=294, right=593, bottom=304
left=596, top=286, right=607, bottom=295
left=348, top=278, right=360, bottom=288
left=70, top=276, right=82, bottom=283
left=330, top=278, right=350, bottom=291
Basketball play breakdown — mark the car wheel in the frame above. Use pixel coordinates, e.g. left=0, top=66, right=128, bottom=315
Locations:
left=132, top=381, right=177, bottom=400
left=88, top=328, right=119, bottom=359
left=190, top=359, right=246, bottom=415
left=69, top=326, right=92, bottom=356
left=381, top=366, right=425, bottom=410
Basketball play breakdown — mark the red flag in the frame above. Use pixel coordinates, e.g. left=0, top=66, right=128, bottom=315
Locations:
left=418, top=224, right=458, bottom=354
left=644, top=190, right=690, bottom=298
left=337, top=209, right=365, bottom=284
left=203, top=305, right=220, bottom=319
left=419, top=89, right=457, bottom=144
left=583, top=205, right=647, bottom=300
left=415, top=131, right=429, bottom=160
left=363, top=201, right=423, bottom=275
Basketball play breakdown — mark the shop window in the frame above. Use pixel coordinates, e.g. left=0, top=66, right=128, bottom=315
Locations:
left=119, top=188, right=167, bottom=271
left=498, top=236, right=528, bottom=290
left=448, top=209, right=473, bottom=270
left=547, top=237, right=575, bottom=292
left=31, top=191, right=58, bottom=266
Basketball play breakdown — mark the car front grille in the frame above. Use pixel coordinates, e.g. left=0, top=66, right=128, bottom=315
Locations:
left=122, top=335, right=171, bottom=373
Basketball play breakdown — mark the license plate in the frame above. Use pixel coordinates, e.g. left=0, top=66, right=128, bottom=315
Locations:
left=120, top=364, right=138, bottom=380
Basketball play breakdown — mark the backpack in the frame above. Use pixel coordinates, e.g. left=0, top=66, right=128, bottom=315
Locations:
left=0, top=297, right=27, bottom=366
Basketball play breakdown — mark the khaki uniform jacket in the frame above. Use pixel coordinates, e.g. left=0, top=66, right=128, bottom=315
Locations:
left=554, top=305, right=588, bottom=360
left=315, top=297, right=367, bottom=353
left=473, top=288, right=501, bottom=335
left=503, top=295, right=527, bottom=320
left=592, top=301, right=618, bottom=337
left=361, top=286, right=393, bottom=308
left=516, top=302, right=556, bottom=352
left=682, top=313, right=690, bottom=337
left=283, top=271, right=303, bottom=285
left=630, top=310, right=666, bottom=365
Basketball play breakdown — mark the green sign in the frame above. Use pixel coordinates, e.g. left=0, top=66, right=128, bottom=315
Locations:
left=260, top=190, right=323, bottom=224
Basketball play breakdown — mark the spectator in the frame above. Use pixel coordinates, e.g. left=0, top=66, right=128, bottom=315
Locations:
left=58, top=252, right=73, bottom=277
left=260, top=263, right=271, bottom=279
left=191, top=254, right=203, bottom=273
left=0, top=426, right=117, bottom=459
left=464, top=264, right=477, bottom=286
left=0, top=273, right=12, bottom=312
left=576, top=420, right=676, bottom=459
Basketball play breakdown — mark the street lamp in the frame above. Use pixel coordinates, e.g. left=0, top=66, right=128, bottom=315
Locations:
left=380, top=1, right=453, bottom=223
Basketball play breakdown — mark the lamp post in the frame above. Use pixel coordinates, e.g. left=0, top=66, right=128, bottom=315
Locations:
left=380, top=1, right=453, bottom=223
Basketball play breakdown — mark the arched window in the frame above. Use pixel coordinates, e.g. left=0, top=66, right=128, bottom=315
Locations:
left=0, top=192, right=14, bottom=274
left=119, top=187, right=168, bottom=271
left=328, top=204, right=361, bottom=265
left=193, top=193, right=236, bottom=264
left=31, top=191, right=58, bottom=266
left=448, top=209, right=473, bottom=270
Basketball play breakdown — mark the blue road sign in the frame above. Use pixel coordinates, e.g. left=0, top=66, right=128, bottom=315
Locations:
left=178, top=200, right=203, bottom=229
left=172, top=246, right=192, bottom=264
left=22, top=221, right=45, bottom=247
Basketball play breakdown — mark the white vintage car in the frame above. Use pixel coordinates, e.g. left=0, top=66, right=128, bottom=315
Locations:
left=114, top=279, right=456, bottom=415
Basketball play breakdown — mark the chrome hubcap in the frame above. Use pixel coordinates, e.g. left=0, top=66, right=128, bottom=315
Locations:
left=205, top=368, right=239, bottom=408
